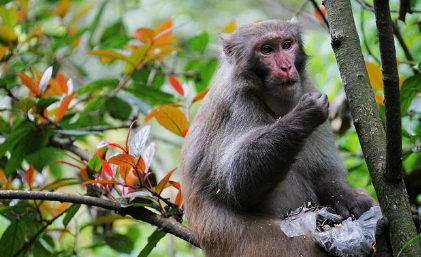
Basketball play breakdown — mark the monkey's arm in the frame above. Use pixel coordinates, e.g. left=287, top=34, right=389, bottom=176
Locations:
left=214, top=92, right=328, bottom=211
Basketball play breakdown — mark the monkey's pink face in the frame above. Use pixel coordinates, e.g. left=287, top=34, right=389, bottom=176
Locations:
left=254, top=32, right=299, bottom=90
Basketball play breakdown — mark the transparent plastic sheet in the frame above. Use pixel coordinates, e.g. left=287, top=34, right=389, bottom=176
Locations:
left=280, top=206, right=382, bottom=257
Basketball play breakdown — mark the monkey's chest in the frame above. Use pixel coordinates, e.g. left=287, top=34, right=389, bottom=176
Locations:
left=264, top=170, right=318, bottom=216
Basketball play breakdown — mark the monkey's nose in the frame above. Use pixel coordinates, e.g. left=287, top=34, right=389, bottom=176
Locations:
left=279, top=65, right=293, bottom=78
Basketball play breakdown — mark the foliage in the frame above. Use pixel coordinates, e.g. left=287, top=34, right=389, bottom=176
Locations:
left=0, top=0, right=420, bottom=256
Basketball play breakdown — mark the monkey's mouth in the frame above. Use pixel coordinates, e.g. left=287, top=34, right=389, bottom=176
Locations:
left=281, top=79, right=297, bottom=87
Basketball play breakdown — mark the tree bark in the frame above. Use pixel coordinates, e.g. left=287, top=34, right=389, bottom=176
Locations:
left=323, top=0, right=420, bottom=255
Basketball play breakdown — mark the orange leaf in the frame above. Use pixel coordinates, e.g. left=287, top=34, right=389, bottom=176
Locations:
left=82, top=180, right=122, bottom=185
left=25, top=165, right=34, bottom=189
left=56, top=0, right=71, bottom=18
left=155, top=168, right=176, bottom=195
left=19, top=73, right=40, bottom=95
left=169, top=180, right=180, bottom=190
left=366, top=62, right=383, bottom=91
left=375, top=94, right=384, bottom=105
left=222, top=20, right=236, bottom=33
left=56, top=72, right=68, bottom=93
left=154, top=19, right=172, bottom=44
left=55, top=93, right=74, bottom=122
left=134, top=28, right=155, bottom=44
left=167, top=75, right=184, bottom=96
left=120, top=166, right=130, bottom=182
left=53, top=202, right=71, bottom=216
left=102, top=160, right=115, bottom=178
left=80, top=166, right=90, bottom=181
left=144, top=104, right=179, bottom=123
left=175, top=190, right=183, bottom=207
left=192, top=89, right=209, bottom=104
left=109, top=154, right=137, bottom=169
left=155, top=105, right=189, bottom=137
left=88, top=50, right=132, bottom=64
left=0, top=47, right=7, bottom=61
left=314, top=6, right=327, bottom=21
left=136, top=156, right=146, bottom=173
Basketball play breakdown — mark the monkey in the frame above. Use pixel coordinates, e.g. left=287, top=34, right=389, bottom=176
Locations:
left=180, top=20, right=374, bottom=257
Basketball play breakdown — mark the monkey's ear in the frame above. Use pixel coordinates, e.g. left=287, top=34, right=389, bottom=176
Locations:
left=290, top=16, right=299, bottom=24
left=219, top=33, right=234, bottom=61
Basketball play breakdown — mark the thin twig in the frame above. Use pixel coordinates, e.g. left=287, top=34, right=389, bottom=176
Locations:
left=392, top=21, right=419, bottom=74
left=0, top=190, right=199, bottom=247
left=12, top=206, right=69, bottom=257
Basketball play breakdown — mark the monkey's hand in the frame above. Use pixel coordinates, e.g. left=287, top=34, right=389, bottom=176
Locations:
left=333, top=188, right=374, bottom=219
left=293, top=92, right=329, bottom=129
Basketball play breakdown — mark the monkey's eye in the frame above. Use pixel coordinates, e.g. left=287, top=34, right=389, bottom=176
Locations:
left=261, top=45, right=274, bottom=54
left=282, top=40, right=292, bottom=50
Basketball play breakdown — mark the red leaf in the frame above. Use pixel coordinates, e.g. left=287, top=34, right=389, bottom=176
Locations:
left=125, top=120, right=137, bottom=153
left=108, top=143, right=126, bottom=152
left=175, top=190, right=183, bottom=207
left=101, top=160, right=115, bottom=178
left=167, top=75, right=184, bottom=96
left=314, top=6, right=327, bottom=21
left=25, top=165, right=34, bottom=189
left=192, top=89, right=209, bottom=103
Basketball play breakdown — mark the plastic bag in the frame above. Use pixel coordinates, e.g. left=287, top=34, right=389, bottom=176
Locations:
left=280, top=206, right=382, bottom=257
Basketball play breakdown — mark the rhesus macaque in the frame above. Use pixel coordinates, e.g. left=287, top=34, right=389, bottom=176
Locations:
left=181, top=20, right=373, bottom=257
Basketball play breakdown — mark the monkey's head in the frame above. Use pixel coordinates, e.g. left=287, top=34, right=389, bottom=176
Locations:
left=220, top=19, right=308, bottom=97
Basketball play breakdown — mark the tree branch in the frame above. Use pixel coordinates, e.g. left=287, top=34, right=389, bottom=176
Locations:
left=49, top=135, right=93, bottom=161
left=372, top=0, right=402, bottom=180
left=323, top=0, right=420, bottom=256
left=0, top=190, right=199, bottom=247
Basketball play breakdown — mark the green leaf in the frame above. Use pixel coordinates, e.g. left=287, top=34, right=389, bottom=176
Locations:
left=397, top=232, right=421, bottom=257
left=76, top=78, right=119, bottom=95
left=99, top=21, right=129, bottom=49
left=88, top=155, right=102, bottom=173
left=189, top=32, right=209, bottom=52
left=37, top=97, right=59, bottom=112
left=137, top=229, right=166, bottom=257
left=126, top=83, right=175, bottom=106
left=88, top=1, right=108, bottom=46
left=26, top=147, right=64, bottom=173
left=18, top=97, right=36, bottom=112
left=0, top=5, right=18, bottom=27
left=185, top=58, right=218, bottom=92
left=401, top=74, right=421, bottom=116
left=63, top=204, right=81, bottom=226
left=0, top=220, right=26, bottom=257
left=0, top=120, right=33, bottom=158
left=5, top=128, right=50, bottom=176
left=105, top=96, right=132, bottom=120
left=105, top=233, right=134, bottom=254
left=73, top=97, right=107, bottom=128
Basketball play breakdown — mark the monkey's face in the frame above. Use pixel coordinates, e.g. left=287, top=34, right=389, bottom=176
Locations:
left=252, top=31, right=300, bottom=93
left=221, top=20, right=307, bottom=97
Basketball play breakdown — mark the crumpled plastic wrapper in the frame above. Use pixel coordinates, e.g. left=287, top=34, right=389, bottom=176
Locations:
left=280, top=206, right=382, bottom=257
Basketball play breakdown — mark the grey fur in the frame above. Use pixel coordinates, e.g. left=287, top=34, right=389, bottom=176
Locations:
left=181, top=20, right=373, bottom=257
